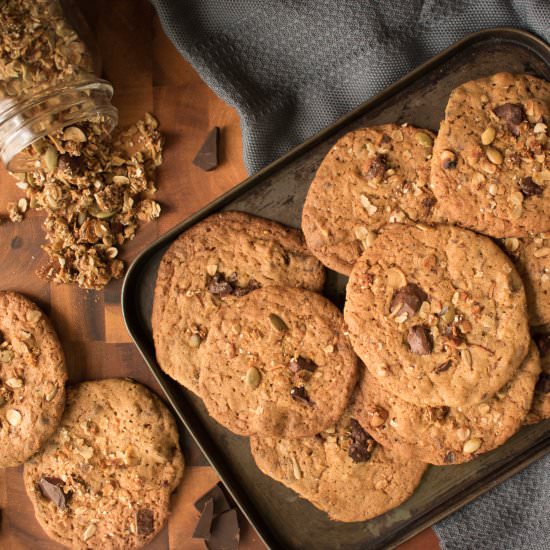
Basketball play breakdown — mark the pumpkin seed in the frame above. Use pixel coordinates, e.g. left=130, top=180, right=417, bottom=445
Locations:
left=463, top=438, right=482, bottom=454
left=480, top=126, right=495, bottom=145
left=62, top=126, right=87, bottom=143
left=269, top=313, right=288, bottom=332
left=245, top=367, right=261, bottom=389
left=415, top=132, right=433, bottom=147
left=485, top=147, right=503, bottom=165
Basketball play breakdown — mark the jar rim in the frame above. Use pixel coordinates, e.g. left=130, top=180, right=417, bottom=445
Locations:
left=0, top=75, right=118, bottom=168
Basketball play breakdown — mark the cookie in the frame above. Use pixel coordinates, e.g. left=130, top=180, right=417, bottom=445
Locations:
left=0, top=291, right=66, bottom=468
left=250, top=406, right=426, bottom=522
left=198, top=286, right=358, bottom=437
left=344, top=224, right=530, bottom=407
left=526, top=332, right=550, bottom=424
left=24, top=379, right=184, bottom=550
left=302, top=124, right=440, bottom=275
left=431, top=72, right=550, bottom=238
left=152, top=211, right=325, bottom=395
left=502, top=233, right=550, bottom=326
left=353, top=343, right=540, bottom=465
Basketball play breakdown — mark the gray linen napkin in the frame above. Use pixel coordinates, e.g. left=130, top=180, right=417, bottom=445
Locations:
left=151, top=0, right=550, bottom=548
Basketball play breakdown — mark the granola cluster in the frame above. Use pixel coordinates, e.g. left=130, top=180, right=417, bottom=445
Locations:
left=8, top=114, right=163, bottom=289
left=0, top=0, right=94, bottom=100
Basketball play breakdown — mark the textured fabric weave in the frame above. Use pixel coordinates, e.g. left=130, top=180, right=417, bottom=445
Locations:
left=152, top=0, right=550, bottom=174
left=151, top=0, right=550, bottom=548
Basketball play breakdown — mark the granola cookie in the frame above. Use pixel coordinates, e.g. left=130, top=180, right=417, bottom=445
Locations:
left=344, top=224, right=530, bottom=407
left=502, top=233, right=550, bottom=326
left=24, top=379, right=184, bottom=550
left=526, top=332, right=550, bottom=424
left=152, top=211, right=325, bottom=395
left=198, top=286, right=357, bottom=437
left=353, top=343, right=540, bottom=465
left=250, top=408, right=426, bottom=522
left=301, top=124, right=440, bottom=275
left=431, top=72, right=550, bottom=238
left=0, top=291, right=66, bottom=468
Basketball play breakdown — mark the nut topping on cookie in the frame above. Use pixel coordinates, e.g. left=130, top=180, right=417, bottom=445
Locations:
left=366, top=406, right=388, bottom=428
left=38, top=477, right=67, bottom=509
left=269, top=313, right=288, bottom=332
left=493, top=103, right=524, bottom=134
left=519, top=176, right=543, bottom=198
left=407, top=325, right=433, bottom=355
left=390, top=283, right=428, bottom=318
left=347, top=419, right=376, bottom=463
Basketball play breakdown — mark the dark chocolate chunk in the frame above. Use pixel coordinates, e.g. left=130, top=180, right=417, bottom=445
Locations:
left=207, top=273, right=234, bottom=297
left=536, top=373, right=550, bottom=394
left=289, top=356, right=318, bottom=374
left=407, top=325, right=433, bottom=355
left=206, top=509, right=240, bottom=550
left=347, top=418, right=376, bottom=463
left=435, top=360, right=453, bottom=374
left=380, top=134, right=391, bottom=144
left=429, top=406, right=450, bottom=421
left=519, top=176, right=543, bottom=198
left=493, top=103, right=524, bottom=135
left=366, top=154, right=386, bottom=179
left=534, top=333, right=550, bottom=357
left=422, top=196, right=437, bottom=210
left=192, top=498, right=214, bottom=539
left=58, top=153, right=83, bottom=175
left=136, top=508, right=154, bottom=536
left=194, top=483, right=231, bottom=517
left=390, top=283, right=428, bottom=318
left=193, top=127, right=220, bottom=171
left=38, top=477, right=66, bottom=509
left=290, top=386, right=311, bottom=404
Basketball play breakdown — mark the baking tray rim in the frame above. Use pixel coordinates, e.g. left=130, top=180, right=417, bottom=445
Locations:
left=121, top=27, right=550, bottom=550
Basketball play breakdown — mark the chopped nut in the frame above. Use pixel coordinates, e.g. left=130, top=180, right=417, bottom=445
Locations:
left=206, top=263, right=218, bottom=277
left=533, top=122, right=547, bottom=134
left=290, top=455, right=302, bottom=480
left=188, top=333, right=202, bottom=348
left=534, top=247, right=550, bottom=258
left=6, top=409, right=22, bottom=426
left=0, top=349, right=14, bottom=363
left=463, top=438, right=482, bottom=454
left=6, top=378, right=23, bottom=389
left=82, top=523, right=97, bottom=542
left=360, top=194, right=378, bottom=215
left=503, top=237, right=520, bottom=253
left=460, top=348, right=473, bottom=367
left=368, top=406, right=388, bottom=427
left=63, top=126, right=87, bottom=143
left=45, top=384, right=58, bottom=402
left=456, top=427, right=471, bottom=441
left=386, top=267, right=407, bottom=289
left=26, top=310, right=41, bottom=324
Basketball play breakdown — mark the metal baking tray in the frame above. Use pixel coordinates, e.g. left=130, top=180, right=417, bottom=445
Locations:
left=122, top=28, right=550, bottom=550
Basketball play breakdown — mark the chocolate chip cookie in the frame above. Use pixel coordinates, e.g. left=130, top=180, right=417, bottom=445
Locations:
left=344, top=224, right=530, bottom=407
left=24, top=379, right=184, bottom=549
left=526, top=332, right=550, bottom=424
left=0, top=291, right=66, bottom=468
left=152, top=211, right=325, bottom=395
left=302, top=124, right=440, bottom=275
left=354, top=343, right=540, bottom=465
left=431, top=72, right=550, bottom=238
left=198, top=286, right=358, bottom=437
left=250, top=407, right=426, bottom=522
left=502, top=233, right=550, bottom=326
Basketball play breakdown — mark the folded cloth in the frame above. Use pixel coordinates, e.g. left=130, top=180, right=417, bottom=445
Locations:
left=152, top=0, right=549, bottom=174
left=152, top=1, right=550, bottom=548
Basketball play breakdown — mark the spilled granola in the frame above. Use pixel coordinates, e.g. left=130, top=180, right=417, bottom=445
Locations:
left=8, top=114, right=163, bottom=289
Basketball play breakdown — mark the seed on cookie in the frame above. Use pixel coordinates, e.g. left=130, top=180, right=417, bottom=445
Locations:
left=460, top=348, right=473, bottom=367
left=269, top=313, right=288, bottom=332
left=485, top=147, right=503, bottom=165
left=82, top=523, right=97, bottom=542
left=360, top=194, right=378, bottom=215
left=245, top=367, right=261, bottom=389
left=6, top=377, right=23, bottom=389
left=415, top=132, right=433, bottom=148
left=188, top=333, right=202, bottom=348
left=6, top=409, right=22, bottom=426
left=481, top=126, right=496, bottom=145
left=367, top=406, right=388, bottom=427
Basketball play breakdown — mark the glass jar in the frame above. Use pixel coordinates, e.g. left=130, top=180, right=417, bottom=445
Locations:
left=0, top=0, right=118, bottom=170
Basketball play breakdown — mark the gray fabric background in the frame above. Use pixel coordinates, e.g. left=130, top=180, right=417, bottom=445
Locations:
left=151, top=0, right=550, bottom=548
